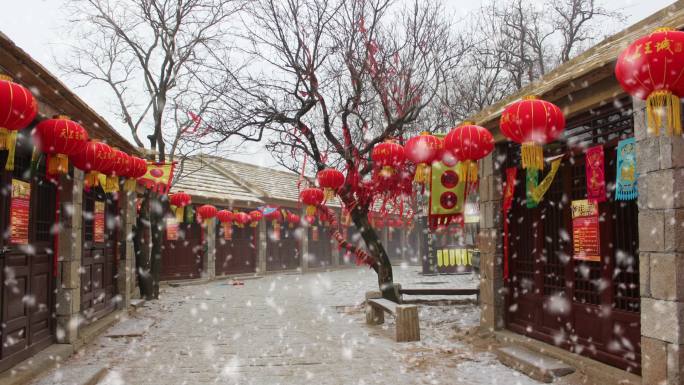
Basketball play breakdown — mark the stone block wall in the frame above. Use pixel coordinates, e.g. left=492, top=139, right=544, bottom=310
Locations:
left=634, top=97, right=684, bottom=385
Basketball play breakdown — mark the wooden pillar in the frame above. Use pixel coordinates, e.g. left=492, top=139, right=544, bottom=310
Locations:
left=204, top=218, right=216, bottom=280
left=257, top=220, right=267, bottom=274
left=117, top=189, right=136, bottom=309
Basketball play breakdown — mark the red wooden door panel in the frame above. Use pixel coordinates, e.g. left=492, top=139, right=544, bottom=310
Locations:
left=161, top=221, right=203, bottom=280
left=215, top=223, right=257, bottom=276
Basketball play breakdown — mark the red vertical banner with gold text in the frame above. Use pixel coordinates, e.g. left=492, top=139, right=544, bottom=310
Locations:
left=571, top=199, right=601, bottom=262
left=166, top=217, right=179, bottom=241
left=585, top=145, right=606, bottom=202
left=10, top=179, right=31, bottom=245
left=223, top=223, right=232, bottom=241
left=94, top=201, right=106, bottom=243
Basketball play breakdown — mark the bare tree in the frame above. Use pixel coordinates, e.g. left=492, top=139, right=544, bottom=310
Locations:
left=60, top=0, right=244, bottom=299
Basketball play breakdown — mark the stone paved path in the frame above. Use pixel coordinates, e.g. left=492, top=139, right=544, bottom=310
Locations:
left=32, top=267, right=545, bottom=385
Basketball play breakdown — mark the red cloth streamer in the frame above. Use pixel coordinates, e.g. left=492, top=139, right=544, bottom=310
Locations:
left=585, top=145, right=606, bottom=203
left=502, top=167, right=517, bottom=281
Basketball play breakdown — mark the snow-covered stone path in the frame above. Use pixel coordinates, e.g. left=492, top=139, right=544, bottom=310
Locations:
left=32, top=267, right=546, bottom=385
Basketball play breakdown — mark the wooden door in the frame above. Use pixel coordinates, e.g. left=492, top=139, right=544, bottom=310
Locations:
left=307, top=225, right=333, bottom=268
left=81, top=189, right=117, bottom=320
left=0, top=134, right=55, bottom=371
left=505, top=101, right=640, bottom=373
left=215, top=222, right=257, bottom=276
left=266, top=222, right=300, bottom=271
left=161, top=221, right=203, bottom=280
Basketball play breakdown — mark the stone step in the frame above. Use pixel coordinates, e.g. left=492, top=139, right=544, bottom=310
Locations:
left=497, top=346, right=575, bottom=383
left=105, top=318, right=155, bottom=338
left=32, top=364, right=107, bottom=385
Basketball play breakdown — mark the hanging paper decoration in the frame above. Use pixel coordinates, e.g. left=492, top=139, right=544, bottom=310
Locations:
left=443, top=122, right=494, bottom=186
left=234, top=211, right=250, bottom=228
left=571, top=199, right=601, bottom=262
left=585, top=145, right=606, bottom=203
left=428, top=160, right=466, bottom=229
left=616, top=137, right=638, bottom=201
left=300, top=187, right=324, bottom=216
left=34, top=115, right=89, bottom=176
left=371, top=140, right=405, bottom=176
left=0, top=75, right=38, bottom=171
left=249, top=210, right=263, bottom=227
left=405, top=132, right=442, bottom=184
left=197, top=204, right=217, bottom=225
left=97, top=148, right=127, bottom=193
left=169, top=192, right=192, bottom=222
left=138, top=161, right=176, bottom=194
left=500, top=96, right=565, bottom=171
left=317, top=168, right=344, bottom=200
left=615, top=28, right=684, bottom=136
left=502, top=167, right=517, bottom=281
left=525, top=157, right=562, bottom=208
left=70, top=140, right=114, bottom=189
left=123, top=157, right=148, bottom=192
left=93, top=201, right=106, bottom=243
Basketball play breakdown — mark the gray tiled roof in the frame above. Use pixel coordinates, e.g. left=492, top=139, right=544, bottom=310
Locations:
left=170, top=157, right=263, bottom=206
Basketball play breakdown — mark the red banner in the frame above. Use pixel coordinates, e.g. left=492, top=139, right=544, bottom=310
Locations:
left=138, top=161, right=176, bottom=194
left=585, top=145, right=606, bottom=203
left=10, top=179, right=31, bottom=245
left=166, top=217, right=179, bottom=241
left=312, top=226, right=319, bottom=241
left=571, top=200, right=601, bottom=262
left=94, top=201, right=105, bottom=243
left=502, top=167, right=517, bottom=280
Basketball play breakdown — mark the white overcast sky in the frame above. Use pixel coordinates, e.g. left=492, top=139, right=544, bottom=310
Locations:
left=0, top=0, right=677, bottom=168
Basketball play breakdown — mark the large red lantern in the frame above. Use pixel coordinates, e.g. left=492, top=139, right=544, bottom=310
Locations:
left=616, top=28, right=684, bottom=136
left=443, top=122, right=494, bottom=184
left=124, top=157, right=147, bottom=191
left=371, top=140, right=405, bottom=176
left=300, top=187, right=325, bottom=216
left=34, top=115, right=89, bottom=175
left=70, top=140, right=115, bottom=188
left=216, top=209, right=234, bottom=224
left=234, top=211, right=250, bottom=228
left=499, top=96, right=565, bottom=170
left=197, top=204, right=217, bottom=225
left=264, top=208, right=281, bottom=226
left=317, top=168, right=344, bottom=200
left=0, top=75, right=38, bottom=171
left=286, top=212, right=300, bottom=228
left=249, top=210, right=263, bottom=227
left=169, top=191, right=192, bottom=221
left=97, top=149, right=128, bottom=192
left=405, top=132, right=442, bottom=184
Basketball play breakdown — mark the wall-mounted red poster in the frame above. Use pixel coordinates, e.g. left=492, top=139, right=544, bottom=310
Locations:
left=571, top=199, right=601, bottom=262
left=94, top=201, right=106, bottom=243
left=10, top=179, right=31, bottom=245
left=223, top=223, right=232, bottom=240
left=166, top=217, right=179, bottom=241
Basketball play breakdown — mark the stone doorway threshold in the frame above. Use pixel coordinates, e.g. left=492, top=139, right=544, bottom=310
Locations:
left=495, top=330, right=641, bottom=385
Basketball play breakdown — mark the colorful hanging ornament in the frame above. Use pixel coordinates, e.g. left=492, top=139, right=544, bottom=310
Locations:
left=234, top=211, right=250, bottom=228
left=317, top=168, right=345, bottom=200
left=585, top=145, right=606, bottom=203
left=169, top=192, right=192, bottom=222
left=34, top=115, right=89, bottom=176
left=405, top=132, right=442, bottom=184
left=0, top=75, right=38, bottom=171
left=300, top=187, right=324, bottom=216
left=371, top=140, right=405, bottom=176
left=500, top=96, right=565, bottom=171
left=615, top=137, right=638, bottom=201
left=123, top=156, right=147, bottom=192
left=249, top=210, right=263, bottom=227
left=525, top=157, right=562, bottom=208
left=69, top=140, right=114, bottom=189
left=615, top=28, right=684, bottom=136
left=286, top=212, right=300, bottom=228
left=197, top=204, right=217, bottom=225
left=443, top=122, right=494, bottom=185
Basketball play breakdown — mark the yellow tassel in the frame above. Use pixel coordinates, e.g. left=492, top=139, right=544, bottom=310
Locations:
left=306, top=205, right=316, bottom=216
left=521, top=142, right=544, bottom=171
left=0, top=127, right=7, bottom=150
left=324, top=188, right=336, bottom=200
left=380, top=165, right=394, bottom=177
left=647, top=90, right=682, bottom=136
left=413, top=163, right=429, bottom=184
left=175, top=206, right=184, bottom=222
left=85, top=172, right=100, bottom=188
left=4, top=131, right=17, bottom=171
left=465, top=160, right=478, bottom=184
left=124, top=178, right=137, bottom=192
left=106, top=176, right=120, bottom=192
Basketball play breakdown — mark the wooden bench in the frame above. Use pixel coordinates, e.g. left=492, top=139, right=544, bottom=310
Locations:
left=365, top=291, right=420, bottom=342
left=399, top=287, right=480, bottom=303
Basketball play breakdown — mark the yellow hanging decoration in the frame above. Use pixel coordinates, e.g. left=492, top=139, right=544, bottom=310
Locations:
left=646, top=90, right=682, bottom=136
left=521, top=142, right=544, bottom=171
left=4, top=131, right=17, bottom=171
left=106, top=176, right=120, bottom=193
left=529, top=158, right=562, bottom=203
left=48, top=154, right=69, bottom=175
left=458, top=160, right=479, bottom=184
left=123, top=178, right=137, bottom=192
left=86, top=171, right=101, bottom=189
left=413, top=163, right=430, bottom=184
left=174, top=206, right=185, bottom=222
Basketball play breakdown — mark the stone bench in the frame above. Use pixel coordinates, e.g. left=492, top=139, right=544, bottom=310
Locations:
left=399, top=287, right=480, bottom=303
left=365, top=291, right=420, bottom=342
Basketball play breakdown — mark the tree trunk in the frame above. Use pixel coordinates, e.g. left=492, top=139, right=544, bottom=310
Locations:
left=149, top=191, right=163, bottom=299
left=350, top=208, right=400, bottom=302
left=137, top=191, right=154, bottom=299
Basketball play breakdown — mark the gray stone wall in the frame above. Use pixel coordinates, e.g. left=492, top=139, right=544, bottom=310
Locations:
left=634, top=98, right=684, bottom=385
left=477, top=146, right=505, bottom=332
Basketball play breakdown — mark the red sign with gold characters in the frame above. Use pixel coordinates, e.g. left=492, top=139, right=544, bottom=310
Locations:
left=571, top=199, right=601, bottom=262
left=94, top=201, right=106, bottom=243
left=223, top=223, right=232, bottom=241
left=166, top=217, right=179, bottom=241
left=10, top=179, right=31, bottom=245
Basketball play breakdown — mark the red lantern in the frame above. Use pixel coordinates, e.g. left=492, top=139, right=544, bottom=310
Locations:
left=98, top=149, right=128, bottom=192
left=124, top=157, right=147, bottom=191
left=304, top=215, right=316, bottom=226
left=443, top=122, right=494, bottom=184
left=499, top=96, right=565, bottom=170
left=0, top=75, right=37, bottom=171
left=249, top=210, right=263, bottom=227
left=216, top=209, right=234, bottom=224
left=371, top=140, right=405, bottom=176
left=300, top=188, right=325, bottom=216
left=34, top=115, right=89, bottom=175
left=234, top=211, right=250, bottom=228
left=70, top=140, right=115, bottom=188
left=317, top=168, right=345, bottom=200
left=286, top=212, right=300, bottom=228
left=169, top=191, right=192, bottom=221
left=616, top=28, right=684, bottom=136
left=405, top=132, right=442, bottom=184
left=197, top=204, right=217, bottom=225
